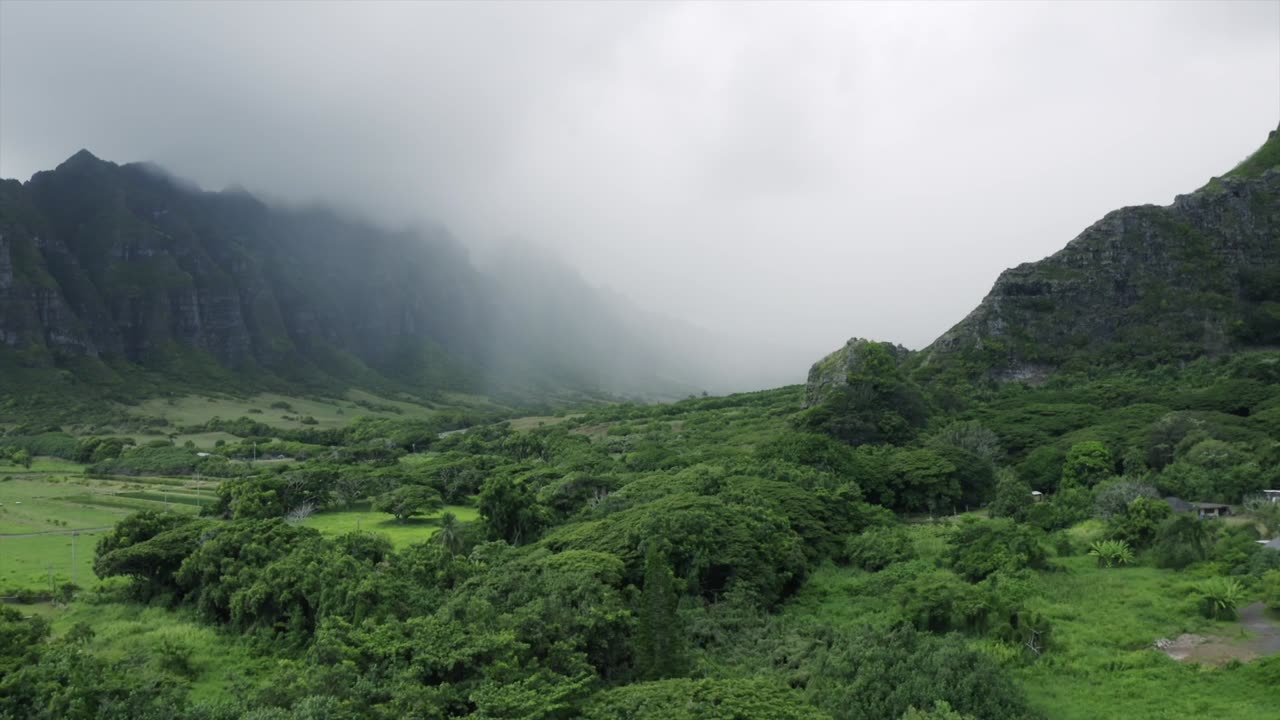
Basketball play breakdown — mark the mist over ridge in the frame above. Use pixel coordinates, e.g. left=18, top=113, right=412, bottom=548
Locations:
left=2, top=1, right=1278, bottom=390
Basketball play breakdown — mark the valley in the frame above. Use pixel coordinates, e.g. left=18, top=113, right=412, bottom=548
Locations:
left=1, top=7, right=1278, bottom=716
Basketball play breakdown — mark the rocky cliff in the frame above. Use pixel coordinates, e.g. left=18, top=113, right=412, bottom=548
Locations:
left=917, top=123, right=1280, bottom=382
left=0, top=151, right=497, bottom=393
left=1, top=151, right=722, bottom=400
left=804, top=123, right=1280, bottom=399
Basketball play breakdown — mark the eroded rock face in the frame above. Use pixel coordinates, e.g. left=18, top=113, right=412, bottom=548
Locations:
left=805, top=125, right=1280, bottom=388
left=0, top=151, right=489, bottom=381
left=918, top=165, right=1280, bottom=379
left=804, top=337, right=911, bottom=407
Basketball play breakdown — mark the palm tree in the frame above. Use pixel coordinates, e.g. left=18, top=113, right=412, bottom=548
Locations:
left=436, top=512, right=464, bottom=556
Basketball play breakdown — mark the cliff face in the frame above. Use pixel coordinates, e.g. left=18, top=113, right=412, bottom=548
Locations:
left=804, top=124, right=1280, bottom=400
left=917, top=125, right=1280, bottom=381
left=804, top=338, right=912, bottom=407
left=0, top=151, right=492, bottom=391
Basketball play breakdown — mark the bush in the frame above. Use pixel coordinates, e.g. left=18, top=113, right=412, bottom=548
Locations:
left=1262, top=570, right=1280, bottom=611
left=1088, top=539, right=1134, bottom=568
left=1198, top=576, right=1246, bottom=620
left=947, top=519, right=1047, bottom=582
left=846, top=526, right=915, bottom=571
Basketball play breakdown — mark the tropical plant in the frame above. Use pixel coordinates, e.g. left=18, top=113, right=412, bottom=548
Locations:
left=1262, top=570, right=1280, bottom=612
left=435, top=511, right=465, bottom=556
left=1087, top=539, right=1134, bottom=568
left=1198, top=576, right=1246, bottom=620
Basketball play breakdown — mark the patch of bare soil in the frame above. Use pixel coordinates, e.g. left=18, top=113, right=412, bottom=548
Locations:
left=1155, top=603, right=1280, bottom=665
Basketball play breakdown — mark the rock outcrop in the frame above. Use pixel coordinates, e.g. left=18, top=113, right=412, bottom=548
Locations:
left=804, top=338, right=911, bottom=407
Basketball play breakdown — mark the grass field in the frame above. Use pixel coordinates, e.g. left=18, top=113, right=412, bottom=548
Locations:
left=778, top=530, right=1280, bottom=720
left=0, top=457, right=87, bottom=474
left=0, top=530, right=106, bottom=593
left=1015, top=555, right=1279, bottom=720
left=298, top=503, right=479, bottom=547
left=0, top=469, right=213, bottom=592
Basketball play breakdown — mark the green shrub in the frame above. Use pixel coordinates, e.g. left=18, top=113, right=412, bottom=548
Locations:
left=1088, top=539, right=1134, bottom=568
left=1198, top=576, right=1246, bottom=620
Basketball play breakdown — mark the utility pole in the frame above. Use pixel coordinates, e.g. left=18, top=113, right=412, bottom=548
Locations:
left=71, top=532, right=77, bottom=589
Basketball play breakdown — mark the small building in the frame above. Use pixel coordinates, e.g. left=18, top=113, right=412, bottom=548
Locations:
left=1258, top=538, right=1280, bottom=552
left=1163, top=496, right=1193, bottom=513
left=1191, top=502, right=1232, bottom=519
left=1262, top=490, right=1280, bottom=504
left=1030, top=491, right=1044, bottom=503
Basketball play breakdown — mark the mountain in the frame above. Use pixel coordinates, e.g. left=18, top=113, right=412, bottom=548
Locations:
left=0, top=151, right=761, bottom=403
left=916, top=123, right=1280, bottom=383
left=808, top=122, right=1280, bottom=401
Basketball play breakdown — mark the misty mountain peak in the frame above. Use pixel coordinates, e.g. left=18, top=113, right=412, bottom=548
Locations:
left=57, top=148, right=108, bottom=171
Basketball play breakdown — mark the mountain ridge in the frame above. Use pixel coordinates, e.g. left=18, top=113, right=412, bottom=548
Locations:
left=0, top=151, right=738, bottom=404
left=807, top=122, right=1280, bottom=401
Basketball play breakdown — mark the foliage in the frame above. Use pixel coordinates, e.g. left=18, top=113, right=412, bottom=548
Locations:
left=1105, top=496, right=1172, bottom=549
left=987, top=469, right=1033, bottom=521
left=846, top=525, right=916, bottom=571
left=804, top=625, right=1035, bottom=720
left=1151, top=514, right=1211, bottom=570
left=634, top=541, right=689, bottom=680
left=372, top=484, right=443, bottom=522
left=1061, top=441, right=1112, bottom=489
left=582, top=679, right=828, bottom=720
left=947, top=518, right=1046, bottom=582
left=1092, top=479, right=1158, bottom=520
left=1087, top=539, right=1134, bottom=568
left=1197, top=576, right=1246, bottom=620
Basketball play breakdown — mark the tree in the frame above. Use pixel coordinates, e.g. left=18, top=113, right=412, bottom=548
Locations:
left=1244, top=494, right=1280, bottom=538
left=634, top=542, right=688, bottom=680
left=1262, top=570, right=1280, bottom=612
left=1093, top=479, right=1158, bottom=520
left=947, top=518, right=1046, bottom=582
left=987, top=469, right=1033, bottom=521
left=12, top=449, right=31, bottom=469
left=1061, top=441, right=1112, bottom=488
left=1151, top=514, right=1211, bottom=569
left=846, top=526, right=915, bottom=571
left=1106, top=496, right=1172, bottom=549
left=926, top=421, right=1002, bottom=463
left=901, top=701, right=978, bottom=720
left=435, top=511, right=465, bottom=556
left=479, top=474, right=548, bottom=545
left=372, top=485, right=443, bottom=523
left=583, top=679, right=827, bottom=720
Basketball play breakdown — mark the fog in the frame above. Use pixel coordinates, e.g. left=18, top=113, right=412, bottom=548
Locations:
left=2, top=1, right=1278, bottom=385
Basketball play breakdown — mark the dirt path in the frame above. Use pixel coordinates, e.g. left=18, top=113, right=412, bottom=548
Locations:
left=1157, top=602, right=1280, bottom=665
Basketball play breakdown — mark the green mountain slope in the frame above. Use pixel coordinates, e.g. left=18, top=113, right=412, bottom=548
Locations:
left=912, top=123, right=1280, bottom=383
left=0, top=152, right=719, bottom=404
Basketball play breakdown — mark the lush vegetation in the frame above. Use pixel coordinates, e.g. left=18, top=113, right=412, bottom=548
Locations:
left=3, top=343, right=1279, bottom=719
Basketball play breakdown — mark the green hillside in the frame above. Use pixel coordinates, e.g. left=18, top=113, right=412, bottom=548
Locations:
left=3, top=126, right=1280, bottom=719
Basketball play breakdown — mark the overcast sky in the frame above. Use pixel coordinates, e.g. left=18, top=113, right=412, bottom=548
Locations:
left=2, top=1, right=1278, bottom=361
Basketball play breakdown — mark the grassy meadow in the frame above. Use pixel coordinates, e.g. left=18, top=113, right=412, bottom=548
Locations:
left=298, top=503, right=480, bottom=548
left=777, top=522, right=1280, bottom=720
left=0, top=468, right=215, bottom=593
